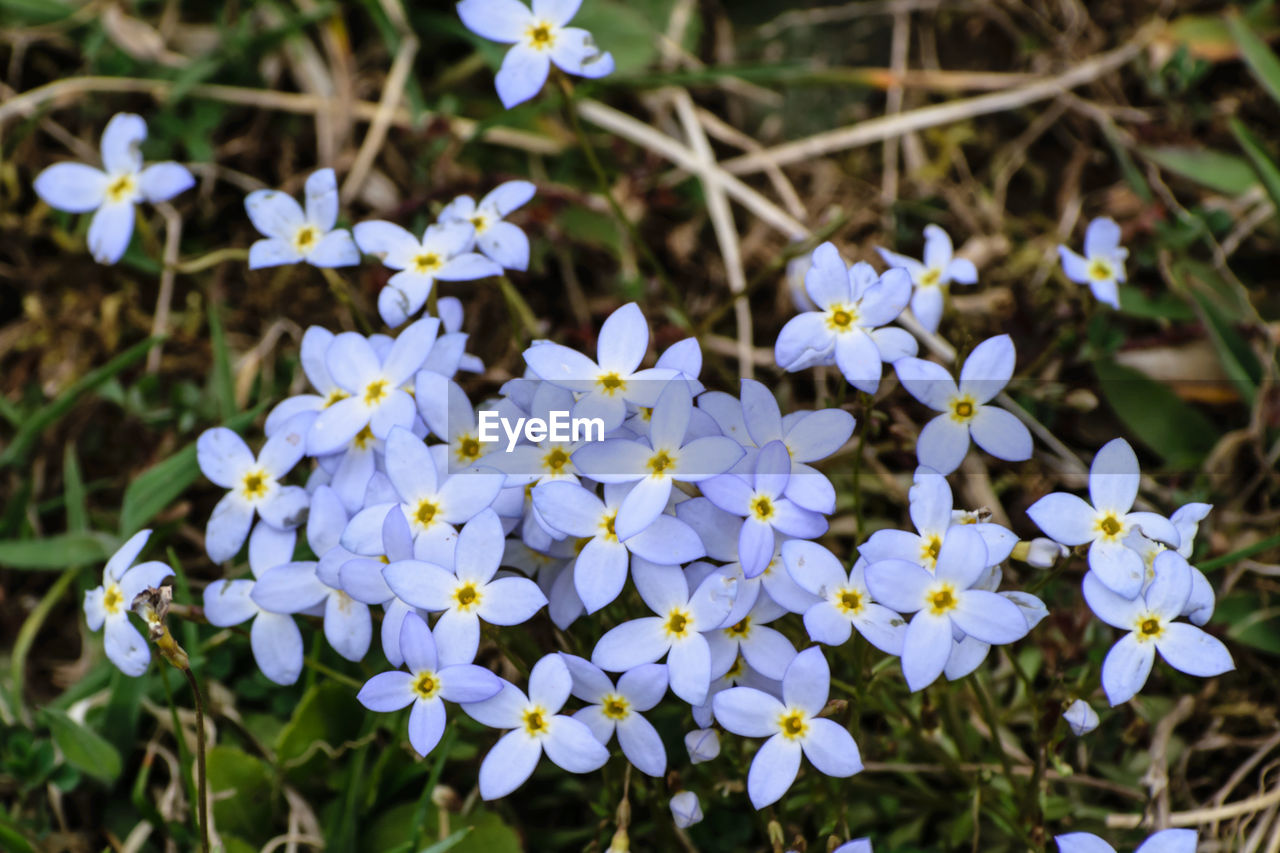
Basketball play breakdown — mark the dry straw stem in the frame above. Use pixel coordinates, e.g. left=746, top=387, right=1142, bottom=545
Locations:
left=1105, top=784, right=1280, bottom=830
left=717, top=20, right=1162, bottom=176
left=0, top=75, right=562, bottom=154
left=340, top=32, right=419, bottom=204
left=147, top=202, right=183, bottom=373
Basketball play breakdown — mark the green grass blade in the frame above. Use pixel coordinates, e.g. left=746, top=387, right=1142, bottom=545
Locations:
left=1227, top=12, right=1280, bottom=107
left=1230, top=118, right=1280, bottom=215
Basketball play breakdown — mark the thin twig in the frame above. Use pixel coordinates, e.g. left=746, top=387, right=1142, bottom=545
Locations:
left=718, top=21, right=1161, bottom=175
left=147, top=203, right=182, bottom=372
left=341, top=34, right=418, bottom=204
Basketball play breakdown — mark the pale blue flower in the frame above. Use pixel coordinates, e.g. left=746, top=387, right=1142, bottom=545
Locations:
left=334, top=503, right=423, bottom=667
left=353, top=220, right=500, bottom=327
left=306, top=319, right=440, bottom=455
left=782, top=543, right=906, bottom=655
left=669, top=791, right=703, bottom=828
left=560, top=654, right=669, bottom=777
left=343, top=426, right=503, bottom=558
left=34, top=112, right=194, bottom=264
left=591, top=560, right=738, bottom=705
left=245, top=168, right=360, bottom=269
left=264, top=327, right=347, bottom=436
left=531, top=480, right=704, bottom=613
left=834, top=840, right=873, bottom=853
left=774, top=243, right=916, bottom=390
left=457, top=0, right=614, bottom=109
left=522, top=302, right=679, bottom=433
left=1055, top=829, right=1196, bottom=853
left=895, top=335, right=1032, bottom=475
left=197, top=416, right=311, bottom=562
left=864, top=526, right=1031, bottom=691
left=700, top=441, right=827, bottom=578
left=859, top=466, right=1015, bottom=570
left=1063, top=698, right=1099, bottom=736
left=438, top=181, right=536, bottom=270
left=462, top=653, right=610, bottom=799
left=383, top=508, right=547, bottom=663
left=705, top=593, right=796, bottom=681
left=1027, top=438, right=1180, bottom=598
left=1084, top=550, right=1233, bottom=706
left=573, top=381, right=743, bottom=540
left=712, top=647, right=862, bottom=808
left=1057, top=217, right=1128, bottom=309
left=877, top=224, right=978, bottom=333
left=357, top=613, right=503, bottom=756
left=84, top=530, right=173, bottom=676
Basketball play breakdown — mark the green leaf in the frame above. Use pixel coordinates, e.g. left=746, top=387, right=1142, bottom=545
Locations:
left=0, top=336, right=162, bottom=470
left=0, top=531, right=119, bottom=570
left=1187, top=285, right=1262, bottom=405
left=275, top=682, right=363, bottom=771
left=1093, top=359, right=1219, bottom=469
left=62, top=443, right=88, bottom=533
left=0, top=813, right=37, bottom=853
left=1215, top=593, right=1280, bottom=655
left=1139, top=146, right=1257, bottom=195
left=419, top=828, right=474, bottom=853
left=573, top=0, right=659, bottom=74
left=1229, top=118, right=1280, bottom=216
left=208, top=300, right=236, bottom=423
left=1227, top=13, right=1280, bottom=107
left=40, top=707, right=122, bottom=784
left=206, top=746, right=276, bottom=843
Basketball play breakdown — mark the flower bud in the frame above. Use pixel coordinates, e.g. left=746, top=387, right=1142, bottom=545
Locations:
left=670, top=791, right=703, bottom=829
left=684, top=728, right=720, bottom=764
left=1013, top=537, right=1067, bottom=568
left=1063, top=698, right=1099, bottom=736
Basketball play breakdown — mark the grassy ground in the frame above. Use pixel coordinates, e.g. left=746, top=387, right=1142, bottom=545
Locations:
left=2, top=0, right=1280, bottom=851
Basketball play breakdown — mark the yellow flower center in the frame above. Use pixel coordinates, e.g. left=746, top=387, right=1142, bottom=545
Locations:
left=826, top=305, right=857, bottom=331
left=527, top=22, right=556, bottom=50
left=323, top=389, right=349, bottom=408
left=363, top=379, right=389, bottom=406
left=470, top=214, right=488, bottom=233
left=352, top=425, right=376, bottom=450
left=726, top=617, right=751, bottom=638
left=950, top=395, right=977, bottom=423
left=412, top=671, right=439, bottom=700
left=600, top=512, right=618, bottom=542
left=750, top=495, right=775, bottom=521
left=778, top=709, right=809, bottom=740
left=241, top=469, right=270, bottom=501
left=664, top=608, right=691, bottom=638
left=1087, top=258, right=1114, bottom=282
left=542, top=447, right=570, bottom=473
left=647, top=450, right=675, bottom=476
left=105, top=173, right=137, bottom=204
left=602, top=694, right=630, bottom=720
left=453, top=582, right=481, bottom=611
left=293, top=224, right=319, bottom=253
left=415, top=498, right=440, bottom=528
left=457, top=435, right=481, bottom=462
left=927, top=583, right=958, bottom=616
left=919, top=267, right=942, bottom=288
left=920, top=534, right=942, bottom=568
left=837, top=588, right=863, bottom=614
left=597, top=372, right=625, bottom=395
left=1096, top=513, right=1124, bottom=540
left=523, top=706, right=549, bottom=736
left=411, top=252, right=442, bottom=275
left=103, top=583, right=124, bottom=615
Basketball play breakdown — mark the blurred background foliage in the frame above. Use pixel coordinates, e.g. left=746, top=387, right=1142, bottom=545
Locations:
left=2, top=0, right=1280, bottom=851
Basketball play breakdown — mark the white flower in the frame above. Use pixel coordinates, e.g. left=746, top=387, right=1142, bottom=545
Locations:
left=34, top=113, right=194, bottom=264
left=1058, top=217, right=1128, bottom=309
left=438, top=181, right=537, bottom=270
left=457, top=0, right=615, bottom=109
left=669, top=791, right=704, bottom=828
left=245, top=168, right=360, bottom=269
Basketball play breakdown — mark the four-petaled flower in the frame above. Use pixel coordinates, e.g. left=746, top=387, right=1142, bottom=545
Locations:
left=84, top=530, right=174, bottom=676
left=245, top=168, right=360, bottom=269
left=876, top=225, right=978, bottom=333
left=35, top=113, right=195, bottom=264
left=1057, top=217, right=1128, bottom=309
left=560, top=653, right=669, bottom=777
left=1055, top=829, right=1197, bottom=853
left=457, top=0, right=615, bottom=109
left=712, top=646, right=863, bottom=808
left=439, top=180, right=537, bottom=270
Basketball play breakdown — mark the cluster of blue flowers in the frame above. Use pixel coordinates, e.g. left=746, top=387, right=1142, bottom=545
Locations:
left=45, top=1, right=1233, bottom=846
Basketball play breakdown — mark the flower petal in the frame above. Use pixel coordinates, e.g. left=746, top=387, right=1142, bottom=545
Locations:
left=34, top=163, right=107, bottom=212
left=495, top=43, right=551, bottom=109
left=88, top=202, right=135, bottom=264
left=1101, top=632, right=1154, bottom=705
left=100, top=113, right=146, bottom=174
left=1089, top=438, right=1139, bottom=513
left=137, top=162, right=194, bottom=202
left=478, top=730, right=542, bottom=799
left=1155, top=623, right=1234, bottom=677
left=747, top=735, right=801, bottom=808
left=802, top=717, right=862, bottom=777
